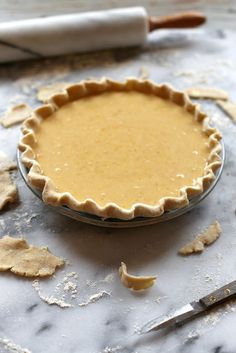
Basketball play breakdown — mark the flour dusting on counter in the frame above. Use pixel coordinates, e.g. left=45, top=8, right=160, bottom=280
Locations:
left=102, top=346, right=122, bottom=353
left=32, top=280, right=72, bottom=308
left=79, top=291, right=111, bottom=307
left=0, top=337, right=31, bottom=353
left=154, top=296, right=167, bottom=304
left=184, top=330, right=200, bottom=343
left=100, top=273, right=115, bottom=283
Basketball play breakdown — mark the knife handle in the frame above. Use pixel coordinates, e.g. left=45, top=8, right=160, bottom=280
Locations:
left=148, top=11, right=206, bottom=32
left=200, top=280, right=236, bottom=308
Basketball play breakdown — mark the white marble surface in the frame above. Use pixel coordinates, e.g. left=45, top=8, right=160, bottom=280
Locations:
left=0, top=26, right=236, bottom=353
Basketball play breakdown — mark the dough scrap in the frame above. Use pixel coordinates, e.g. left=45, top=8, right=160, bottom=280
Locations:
left=179, top=221, right=222, bottom=255
left=0, top=172, right=17, bottom=210
left=37, top=82, right=71, bottom=102
left=186, top=87, right=228, bottom=100
left=119, top=262, right=157, bottom=291
left=0, top=103, right=32, bottom=128
left=0, top=151, right=17, bottom=172
left=0, top=235, right=64, bottom=277
left=216, top=100, right=236, bottom=123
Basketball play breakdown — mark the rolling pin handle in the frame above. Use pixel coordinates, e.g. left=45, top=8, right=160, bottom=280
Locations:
left=148, top=11, right=206, bottom=32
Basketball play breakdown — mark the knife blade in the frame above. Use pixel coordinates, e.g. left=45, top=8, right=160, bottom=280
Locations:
left=140, top=279, right=236, bottom=334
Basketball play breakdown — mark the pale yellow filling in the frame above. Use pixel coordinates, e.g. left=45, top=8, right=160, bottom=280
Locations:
left=33, top=91, right=210, bottom=209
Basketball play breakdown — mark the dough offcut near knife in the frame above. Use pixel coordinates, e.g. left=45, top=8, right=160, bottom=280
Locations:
left=0, top=7, right=206, bottom=63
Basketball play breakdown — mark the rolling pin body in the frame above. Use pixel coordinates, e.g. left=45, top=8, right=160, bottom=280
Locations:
left=0, top=7, right=148, bottom=62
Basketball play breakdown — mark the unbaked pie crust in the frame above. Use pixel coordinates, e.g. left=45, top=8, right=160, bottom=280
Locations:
left=19, top=78, right=222, bottom=220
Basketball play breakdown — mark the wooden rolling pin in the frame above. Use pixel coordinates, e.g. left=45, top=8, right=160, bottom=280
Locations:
left=0, top=7, right=206, bottom=63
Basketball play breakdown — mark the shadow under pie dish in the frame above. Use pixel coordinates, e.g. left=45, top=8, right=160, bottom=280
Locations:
left=18, top=79, right=222, bottom=220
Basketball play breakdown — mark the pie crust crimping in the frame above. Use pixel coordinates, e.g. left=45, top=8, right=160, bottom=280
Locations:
left=37, top=82, right=72, bottom=103
left=19, top=79, right=222, bottom=220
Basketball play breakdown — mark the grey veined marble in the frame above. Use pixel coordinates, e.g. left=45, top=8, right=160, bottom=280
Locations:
left=0, top=27, right=236, bottom=353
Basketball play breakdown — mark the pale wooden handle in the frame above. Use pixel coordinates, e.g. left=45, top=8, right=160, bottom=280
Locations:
left=148, top=11, right=206, bottom=32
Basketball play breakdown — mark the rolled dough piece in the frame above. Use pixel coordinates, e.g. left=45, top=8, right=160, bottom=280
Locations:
left=186, top=87, right=228, bottom=100
left=179, top=221, right=221, bottom=255
left=119, top=262, right=157, bottom=290
left=0, top=235, right=64, bottom=277
left=216, top=100, right=236, bottom=123
left=0, top=103, right=32, bottom=127
left=37, top=82, right=71, bottom=102
left=0, top=7, right=148, bottom=63
left=0, top=151, right=17, bottom=172
left=0, top=172, right=17, bottom=210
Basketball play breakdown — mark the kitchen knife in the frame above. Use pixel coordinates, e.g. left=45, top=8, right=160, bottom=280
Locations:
left=0, top=7, right=206, bottom=63
left=141, top=280, right=236, bottom=334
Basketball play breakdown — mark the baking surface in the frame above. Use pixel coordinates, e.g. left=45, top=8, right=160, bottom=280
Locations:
left=0, top=1, right=236, bottom=353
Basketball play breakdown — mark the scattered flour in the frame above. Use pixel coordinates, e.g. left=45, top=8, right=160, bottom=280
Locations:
left=32, top=280, right=72, bottom=308
left=225, top=302, right=236, bottom=313
left=154, top=296, right=167, bottom=304
left=32, top=270, right=111, bottom=308
left=134, top=325, right=142, bottom=335
left=138, top=66, right=149, bottom=80
left=175, top=70, right=196, bottom=77
left=0, top=337, right=31, bottom=353
left=63, top=271, right=78, bottom=280
left=64, top=281, right=77, bottom=292
left=204, top=274, right=214, bottom=283
left=102, top=346, right=122, bottom=353
left=184, top=330, right=200, bottom=343
left=79, top=291, right=111, bottom=307
left=101, top=273, right=115, bottom=283
left=9, top=211, right=39, bottom=232
left=204, top=311, right=221, bottom=326
left=86, top=279, right=97, bottom=288
left=0, top=219, right=6, bottom=230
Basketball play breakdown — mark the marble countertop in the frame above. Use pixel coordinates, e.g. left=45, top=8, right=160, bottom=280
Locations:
left=0, top=25, right=236, bottom=353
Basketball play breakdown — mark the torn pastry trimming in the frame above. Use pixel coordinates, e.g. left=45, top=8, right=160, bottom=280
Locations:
left=119, top=262, right=157, bottom=290
left=179, top=221, right=222, bottom=255
left=0, top=236, right=64, bottom=277
left=0, top=172, right=17, bottom=211
left=0, top=151, right=17, bottom=172
left=0, top=103, right=32, bottom=128
left=186, top=87, right=228, bottom=100
left=216, top=100, right=236, bottom=123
